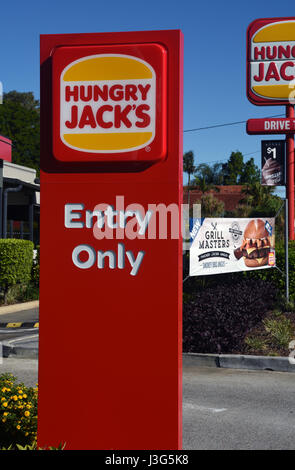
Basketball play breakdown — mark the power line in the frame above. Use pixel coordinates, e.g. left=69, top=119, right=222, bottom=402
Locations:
left=183, top=114, right=284, bottom=133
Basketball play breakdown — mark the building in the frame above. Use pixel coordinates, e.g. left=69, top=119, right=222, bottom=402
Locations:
left=183, top=185, right=245, bottom=213
left=1, top=160, right=40, bottom=244
left=0, top=135, right=40, bottom=245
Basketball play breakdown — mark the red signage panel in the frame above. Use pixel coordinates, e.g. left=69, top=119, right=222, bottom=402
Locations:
left=38, top=30, right=183, bottom=450
left=0, top=136, right=12, bottom=162
left=247, top=117, right=295, bottom=134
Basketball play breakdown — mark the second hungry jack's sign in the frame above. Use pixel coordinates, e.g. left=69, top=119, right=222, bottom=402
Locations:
left=247, top=17, right=295, bottom=105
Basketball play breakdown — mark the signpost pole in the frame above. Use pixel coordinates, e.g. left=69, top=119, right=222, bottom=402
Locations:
left=285, top=198, right=289, bottom=301
left=286, top=104, right=294, bottom=241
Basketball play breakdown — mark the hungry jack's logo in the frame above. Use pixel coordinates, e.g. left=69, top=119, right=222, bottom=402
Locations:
left=52, top=44, right=167, bottom=165
left=247, top=17, right=295, bottom=105
left=61, top=54, right=156, bottom=153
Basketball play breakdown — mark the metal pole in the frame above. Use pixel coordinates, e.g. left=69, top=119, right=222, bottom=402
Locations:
left=0, top=160, right=3, bottom=238
left=285, top=198, right=289, bottom=301
left=286, top=104, right=294, bottom=241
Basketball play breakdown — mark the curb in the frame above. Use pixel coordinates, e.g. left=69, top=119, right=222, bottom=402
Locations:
left=0, top=300, right=39, bottom=316
left=2, top=344, right=38, bottom=359
left=0, top=322, right=39, bottom=329
left=183, top=352, right=295, bottom=373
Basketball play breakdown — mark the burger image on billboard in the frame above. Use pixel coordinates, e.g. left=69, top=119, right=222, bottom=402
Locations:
left=234, top=219, right=274, bottom=268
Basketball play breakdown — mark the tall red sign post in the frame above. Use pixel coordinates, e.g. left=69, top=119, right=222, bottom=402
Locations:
left=247, top=17, right=295, bottom=240
left=38, top=31, right=183, bottom=450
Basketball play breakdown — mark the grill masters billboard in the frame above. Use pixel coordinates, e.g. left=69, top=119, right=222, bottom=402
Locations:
left=190, top=218, right=275, bottom=276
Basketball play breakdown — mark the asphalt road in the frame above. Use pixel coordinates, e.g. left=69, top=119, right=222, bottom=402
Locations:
left=183, top=362, right=295, bottom=450
left=0, top=307, right=38, bottom=323
left=0, top=306, right=39, bottom=354
left=0, top=357, right=294, bottom=450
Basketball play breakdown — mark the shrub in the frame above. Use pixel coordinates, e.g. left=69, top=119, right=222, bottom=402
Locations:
left=0, top=373, right=38, bottom=448
left=263, top=317, right=295, bottom=349
left=183, top=278, right=278, bottom=353
left=0, top=239, right=34, bottom=302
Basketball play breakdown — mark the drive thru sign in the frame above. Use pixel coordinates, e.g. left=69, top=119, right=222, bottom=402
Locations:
left=38, top=31, right=183, bottom=450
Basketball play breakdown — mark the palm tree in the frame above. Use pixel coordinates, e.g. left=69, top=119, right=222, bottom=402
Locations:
left=183, top=151, right=196, bottom=208
left=241, top=182, right=274, bottom=207
left=183, top=151, right=196, bottom=187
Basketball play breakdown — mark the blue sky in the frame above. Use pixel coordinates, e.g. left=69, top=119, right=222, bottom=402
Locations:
left=0, top=0, right=293, bottom=195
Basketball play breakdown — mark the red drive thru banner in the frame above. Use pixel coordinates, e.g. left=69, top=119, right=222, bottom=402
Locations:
left=247, top=118, right=295, bottom=134
left=39, top=31, right=183, bottom=450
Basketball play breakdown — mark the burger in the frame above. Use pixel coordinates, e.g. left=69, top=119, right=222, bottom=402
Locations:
left=234, top=219, right=272, bottom=267
left=261, top=158, right=282, bottom=185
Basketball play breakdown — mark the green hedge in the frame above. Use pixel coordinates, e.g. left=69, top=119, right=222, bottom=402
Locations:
left=0, top=240, right=34, bottom=297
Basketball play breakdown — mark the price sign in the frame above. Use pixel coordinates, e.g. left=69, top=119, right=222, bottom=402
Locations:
left=261, top=139, right=285, bottom=186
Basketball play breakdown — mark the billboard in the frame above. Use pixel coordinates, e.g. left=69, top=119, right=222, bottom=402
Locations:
left=190, top=217, right=275, bottom=276
left=261, top=139, right=285, bottom=186
left=247, top=17, right=295, bottom=105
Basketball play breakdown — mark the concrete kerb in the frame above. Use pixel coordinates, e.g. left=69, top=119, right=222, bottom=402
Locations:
left=183, top=352, right=295, bottom=373
left=2, top=343, right=38, bottom=359
left=0, top=300, right=39, bottom=316
left=2, top=347, right=295, bottom=370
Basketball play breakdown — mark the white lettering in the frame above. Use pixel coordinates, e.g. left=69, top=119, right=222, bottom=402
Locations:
left=65, top=203, right=85, bottom=228
left=71, top=243, right=144, bottom=276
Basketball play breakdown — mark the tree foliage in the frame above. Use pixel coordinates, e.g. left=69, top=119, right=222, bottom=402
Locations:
left=0, top=91, right=40, bottom=174
left=193, top=151, right=260, bottom=187
left=194, top=193, right=224, bottom=217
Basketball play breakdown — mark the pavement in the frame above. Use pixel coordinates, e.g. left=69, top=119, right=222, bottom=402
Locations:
left=0, top=301, right=295, bottom=374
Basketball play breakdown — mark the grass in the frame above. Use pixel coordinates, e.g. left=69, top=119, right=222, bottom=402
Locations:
left=244, top=310, right=295, bottom=357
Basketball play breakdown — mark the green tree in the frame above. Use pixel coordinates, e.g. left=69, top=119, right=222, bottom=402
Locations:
left=195, top=153, right=260, bottom=187
left=0, top=91, right=40, bottom=174
left=222, top=151, right=244, bottom=185
left=240, top=157, right=260, bottom=184
left=241, top=181, right=275, bottom=208
left=194, top=162, right=223, bottom=185
left=193, top=176, right=220, bottom=194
